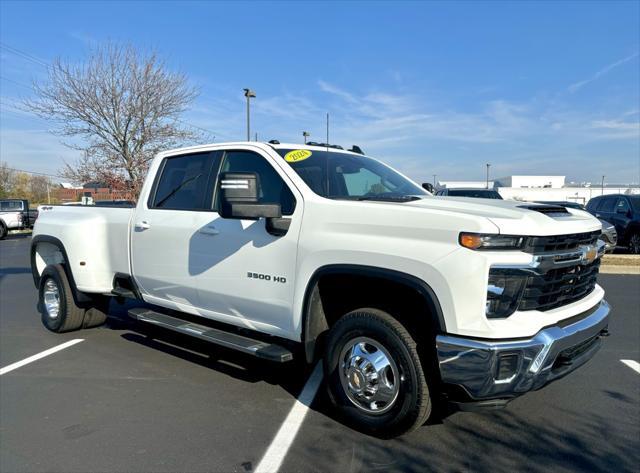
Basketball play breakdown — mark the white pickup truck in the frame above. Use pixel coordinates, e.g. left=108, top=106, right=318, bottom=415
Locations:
left=31, top=141, right=610, bottom=436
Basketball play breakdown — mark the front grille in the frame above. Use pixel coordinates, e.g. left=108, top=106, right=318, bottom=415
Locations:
left=519, top=259, right=600, bottom=311
left=525, top=230, right=600, bottom=254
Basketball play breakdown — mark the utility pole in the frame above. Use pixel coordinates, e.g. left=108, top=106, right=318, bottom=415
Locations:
left=601, top=175, right=605, bottom=195
left=303, top=131, right=310, bottom=144
left=486, top=163, right=491, bottom=189
left=243, top=88, right=256, bottom=141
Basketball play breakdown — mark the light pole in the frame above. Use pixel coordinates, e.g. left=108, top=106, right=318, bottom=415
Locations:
left=432, top=174, right=437, bottom=187
left=486, top=163, right=491, bottom=189
left=303, top=131, right=310, bottom=144
left=601, top=175, right=605, bottom=195
left=243, top=88, right=256, bottom=141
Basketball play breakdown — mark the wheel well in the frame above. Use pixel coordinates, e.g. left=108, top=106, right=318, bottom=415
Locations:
left=30, top=236, right=93, bottom=304
left=302, top=267, right=445, bottom=363
left=33, top=242, right=65, bottom=280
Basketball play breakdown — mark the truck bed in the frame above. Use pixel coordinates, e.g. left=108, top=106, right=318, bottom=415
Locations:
left=33, top=206, right=134, bottom=293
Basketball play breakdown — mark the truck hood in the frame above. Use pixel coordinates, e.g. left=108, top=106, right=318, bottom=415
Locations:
left=403, top=196, right=602, bottom=236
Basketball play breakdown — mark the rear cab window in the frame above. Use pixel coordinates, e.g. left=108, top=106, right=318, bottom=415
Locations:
left=150, top=152, right=220, bottom=210
left=0, top=200, right=24, bottom=211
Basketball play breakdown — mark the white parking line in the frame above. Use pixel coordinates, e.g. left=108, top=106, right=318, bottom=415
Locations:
left=621, top=359, right=640, bottom=374
left=255, top=362, right=323, bottom=473
left=0, top=339, right=84, bottom=375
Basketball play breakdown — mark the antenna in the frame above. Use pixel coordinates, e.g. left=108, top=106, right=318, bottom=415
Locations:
left=326, top=113, right=329, bottom=149
left=325, top=112, right=330, bottom=195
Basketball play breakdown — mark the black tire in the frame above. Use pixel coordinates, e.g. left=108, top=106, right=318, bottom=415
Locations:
left=39, top=264, right=86, bottom=332
left=324, top=308, right=431, bottom=437
left=629, top=233, right=640, bottom=255
left=0, top=222, right=7, bottom=240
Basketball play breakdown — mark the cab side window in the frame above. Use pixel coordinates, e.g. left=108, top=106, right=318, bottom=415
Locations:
left=616, top=197, right=630, bottom=213
left=216, top=151, right=296, bottom=215
left=598, top=197, right=616, bottom=213
left=151, top=152, right=215, bottom=210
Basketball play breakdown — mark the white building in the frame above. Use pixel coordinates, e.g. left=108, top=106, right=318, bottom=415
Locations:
left=438, top=175, right=639, bottom=204
left=438, top=180, right=493, bottom=189
left=495, top=175, right=565, bottom=189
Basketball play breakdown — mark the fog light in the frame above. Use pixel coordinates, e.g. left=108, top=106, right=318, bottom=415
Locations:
left=495, top=353, right=519, bottom=382
left=486, top=269, right=528, bottom=318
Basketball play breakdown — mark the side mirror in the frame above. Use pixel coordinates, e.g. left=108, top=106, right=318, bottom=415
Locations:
left=218, top=172, right=282, bottom=220
left=422, top=182, right=435, bottom=193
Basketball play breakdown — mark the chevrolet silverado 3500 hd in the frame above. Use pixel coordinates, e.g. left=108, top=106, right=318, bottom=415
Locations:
left=31, top=142, right=610, bottom=436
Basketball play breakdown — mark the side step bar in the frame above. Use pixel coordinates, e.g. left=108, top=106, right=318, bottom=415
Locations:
left=128, top=308, right=293, bottom=363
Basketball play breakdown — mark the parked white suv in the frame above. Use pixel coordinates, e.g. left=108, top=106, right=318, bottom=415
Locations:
left=31, top=141, right=609, bottom=436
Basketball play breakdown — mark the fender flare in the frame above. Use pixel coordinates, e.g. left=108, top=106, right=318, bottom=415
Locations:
left=301, top=264, right=447, bottom=363
left=30, top=235, right=93, bottom=304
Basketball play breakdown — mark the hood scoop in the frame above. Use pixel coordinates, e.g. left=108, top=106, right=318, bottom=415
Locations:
left=518, top=205, right=570, bottom=216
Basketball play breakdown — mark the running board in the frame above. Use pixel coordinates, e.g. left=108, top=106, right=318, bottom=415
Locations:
left=128, top=308, right=293, bottom=362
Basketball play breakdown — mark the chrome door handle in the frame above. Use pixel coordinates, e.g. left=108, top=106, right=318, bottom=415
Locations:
left=198, top=225, right=219, bottom=236
left=135, top=221, right=151, bottom=231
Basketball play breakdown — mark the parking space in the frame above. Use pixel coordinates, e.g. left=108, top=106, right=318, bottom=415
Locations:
left=1, top=236, right=639, bottom=472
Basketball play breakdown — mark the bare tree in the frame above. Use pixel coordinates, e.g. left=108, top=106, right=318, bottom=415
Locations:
left=0, top=162, right=16, bottom=198
left=25, top=44, right=200, bottom=194
left=29, top=175, right=51, bottom=203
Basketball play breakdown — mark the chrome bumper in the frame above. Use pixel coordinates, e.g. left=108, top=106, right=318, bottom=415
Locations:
left=436, top=299, right=610, bottom=401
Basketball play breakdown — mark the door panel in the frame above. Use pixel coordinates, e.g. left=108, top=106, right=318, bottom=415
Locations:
left=131, top=151, right=219, bottom=312
left=132, top=210, right=216, bottom=311
left=193, top=213, right=301, bottom=333
left=194, top=149, right=302, bottom=335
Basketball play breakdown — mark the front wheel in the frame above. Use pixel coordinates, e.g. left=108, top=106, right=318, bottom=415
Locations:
left=324, top=308, right=432, bottom=437
left=0, top=222, right=7, bottom=240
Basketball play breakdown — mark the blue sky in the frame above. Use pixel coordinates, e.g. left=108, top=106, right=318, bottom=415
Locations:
left=1, top=0, right=638, bottom=184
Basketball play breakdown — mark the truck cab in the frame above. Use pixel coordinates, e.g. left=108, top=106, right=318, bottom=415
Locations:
left=30, top=142, right=610, bottom=436
left=0, top=199, right=34, bottom=239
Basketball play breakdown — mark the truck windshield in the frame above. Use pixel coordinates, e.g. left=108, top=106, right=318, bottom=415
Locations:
left=276, top=149, right=427, bottom=202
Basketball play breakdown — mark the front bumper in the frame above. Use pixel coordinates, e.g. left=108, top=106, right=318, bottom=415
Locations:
left=436, top=299, right=610, bottom=401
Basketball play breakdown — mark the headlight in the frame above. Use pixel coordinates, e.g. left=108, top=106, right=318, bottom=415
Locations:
left=486, top=269, right=527, bottom=318
left=459, top=232, right=526, bottom=250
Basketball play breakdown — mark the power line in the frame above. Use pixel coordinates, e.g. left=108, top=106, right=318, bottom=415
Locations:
left=0, top=42, right=49, bottom=68
left=0, top=75, right=33, bottom=90
left=1, top=166, right=64, bottom=179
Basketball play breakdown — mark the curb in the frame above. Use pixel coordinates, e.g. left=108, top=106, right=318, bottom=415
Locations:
left=599, top=266, right=640, bottom=275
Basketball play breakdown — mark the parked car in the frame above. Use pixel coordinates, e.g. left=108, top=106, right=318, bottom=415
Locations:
left=537, top=201, right=617, bottom=253
left=436, top=188, right=503, bottom=199
left=31, top=141, right=609, bottom=436
left=586, top=194, right=640, bottom=254
left=0, top=199, right=37, bottom=239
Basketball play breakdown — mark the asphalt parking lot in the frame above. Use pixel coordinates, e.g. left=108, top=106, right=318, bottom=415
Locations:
left=1, top=234, right=639, bottom=473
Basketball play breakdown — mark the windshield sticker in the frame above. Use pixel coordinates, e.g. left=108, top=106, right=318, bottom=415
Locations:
left=284, top=149, right=312, bottom=163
